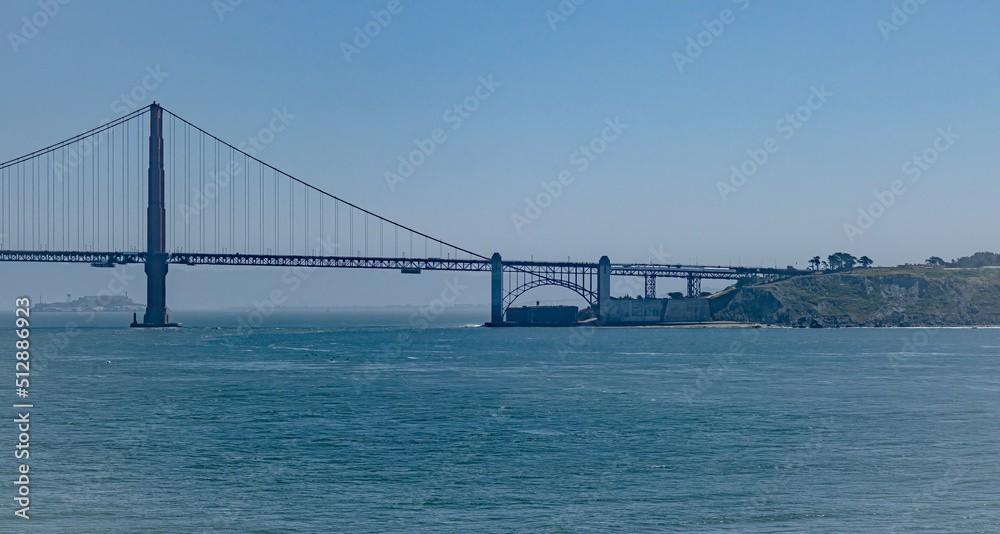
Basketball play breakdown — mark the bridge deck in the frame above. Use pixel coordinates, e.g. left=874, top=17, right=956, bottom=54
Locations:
left=0, top=250, right=804, bottom=279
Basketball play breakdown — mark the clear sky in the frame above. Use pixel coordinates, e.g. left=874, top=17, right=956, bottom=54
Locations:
left=1, top=0, right=998, bottom=310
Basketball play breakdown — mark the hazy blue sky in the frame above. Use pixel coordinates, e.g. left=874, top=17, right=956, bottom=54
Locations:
left=1, top=0, right=998, bottom=310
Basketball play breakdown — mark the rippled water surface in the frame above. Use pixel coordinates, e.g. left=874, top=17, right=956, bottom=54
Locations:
left=2, top=311, right=998, bottom=532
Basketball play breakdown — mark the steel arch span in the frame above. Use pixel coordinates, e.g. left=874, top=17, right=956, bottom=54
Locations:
left=500, top=261, right=599, bottom=313
left=502, top=277, right=597, bottom=312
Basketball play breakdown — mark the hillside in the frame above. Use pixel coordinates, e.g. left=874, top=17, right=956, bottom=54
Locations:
left=709, top=268, right=1000, bottom=327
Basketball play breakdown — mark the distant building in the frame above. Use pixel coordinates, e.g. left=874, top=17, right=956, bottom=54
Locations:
left=603, top=297, right=710, bottom=324
left=33, top=295, right=145, bottom=312
left=506, top=305, right=579, bottom=325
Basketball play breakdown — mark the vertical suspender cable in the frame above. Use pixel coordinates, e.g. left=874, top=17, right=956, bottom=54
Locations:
left=273, top=169, right=277, bottom=254
left=245, top=154, right=249, bottom=253
left=258, top=164, right=262, bottom=254
left=200, top=132, right=205, bottom=252
left=92, top=133, right=96, bottom=248
left=185, top=124, right=189, bottom=251
left=16, top=164, right=20, bottom=248
left=229, top=146, right=234, bottom=252
left=125, top=121, right=129, bottom=250
left=32, top=157, right=36, bottom=249
left=170, top=117, right=175, bottom=251
left=111, top=129, right=115, bottom=250
left=303, top=187, right=307, bottom=253
left=214, top=140, right=219, bottom=252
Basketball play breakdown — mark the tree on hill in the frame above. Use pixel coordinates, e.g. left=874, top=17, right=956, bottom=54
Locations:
left=827, top=254, right=842, bottom=271
left=827, top=252, right=858, bottom=271
left=946, top=252, right=1000, bottom=268
left=859, top=256, right=873, bottom=268
left=809, top=256, right=821, bottom=271
left=668, top=292, right=685, bottom=300
left=926, top=256, right=946, bottom=266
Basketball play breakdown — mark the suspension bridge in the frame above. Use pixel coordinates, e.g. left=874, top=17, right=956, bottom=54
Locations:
left=0, top=103, right=803, bottom=326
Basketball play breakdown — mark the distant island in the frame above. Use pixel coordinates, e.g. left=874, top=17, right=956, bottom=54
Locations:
left=710, top=252, right=1000, bottom=327
left=33, top=295, right=145, bottom=313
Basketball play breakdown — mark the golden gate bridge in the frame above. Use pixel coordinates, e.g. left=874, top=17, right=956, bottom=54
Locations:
left=0, top=104, right=803, bottom=326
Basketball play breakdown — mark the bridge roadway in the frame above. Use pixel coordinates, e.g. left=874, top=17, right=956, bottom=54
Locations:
left=0, top=250, right=802, bottom=279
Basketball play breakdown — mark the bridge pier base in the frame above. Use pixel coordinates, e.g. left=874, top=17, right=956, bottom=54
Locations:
left=597, top=256, right=610, bottom=324
left=132, top=253, right=178, bottom=327
left=488, top=252, right=503, bottom=326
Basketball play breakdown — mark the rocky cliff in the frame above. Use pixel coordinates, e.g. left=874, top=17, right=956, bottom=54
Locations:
left=709, top=268, right=1000, bottom=327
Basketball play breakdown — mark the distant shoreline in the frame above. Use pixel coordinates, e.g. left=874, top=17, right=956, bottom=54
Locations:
left=30, top=305, right=491, bottom=313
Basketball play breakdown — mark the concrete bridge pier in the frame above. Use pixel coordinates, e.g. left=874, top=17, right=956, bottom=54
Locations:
left=490, top=252, right=503, bottom=325
left=141, top=253, right=170, bottom=326
left=597, top=255, right=610, bottom=323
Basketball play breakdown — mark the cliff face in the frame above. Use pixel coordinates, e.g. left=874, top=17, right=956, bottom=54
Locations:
left=709, top=268, right=1000, bottom=326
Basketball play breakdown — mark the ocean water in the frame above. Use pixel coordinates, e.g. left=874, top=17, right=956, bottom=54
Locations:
left=2, top=311, right=999, bottom=532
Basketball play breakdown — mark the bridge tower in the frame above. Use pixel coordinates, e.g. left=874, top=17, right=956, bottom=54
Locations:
left=132, top=103, right=178, bottom=328
left=597, top=255, right=610, bottom=323
left=686, top=275, right=701, bottom=298
left=490, top=252, right=503, bottom=325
